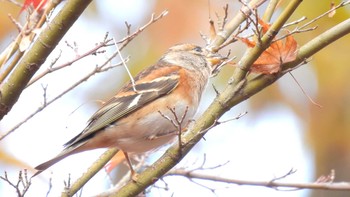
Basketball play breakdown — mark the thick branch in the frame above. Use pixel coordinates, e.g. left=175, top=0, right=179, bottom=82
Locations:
left=232, top=0, right=302, bottom=85
left=111, top=7, right=350, bottom=197
left=208, top=0, right=267, bottom=52
left=61, top=148, right=119, bottom=197
left=0, top=0, right=93, bottom=120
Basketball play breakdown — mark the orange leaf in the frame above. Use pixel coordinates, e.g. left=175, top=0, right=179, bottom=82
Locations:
left=239, top=37, right=256, bottom=48
left=104, top=151, right=126, bottom=173
left=258, top=18, right=270, bottom=34
left=251, top=34, right=298, bottom=74
left=239, top=19, right=298, bottom=74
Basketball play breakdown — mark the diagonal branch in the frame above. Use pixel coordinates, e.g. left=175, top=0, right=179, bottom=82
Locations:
left=110, top=5, right=350, bottom=197
left=0, top=0, right=93, bottom=120
left=0, top=60, right=125, bottom=140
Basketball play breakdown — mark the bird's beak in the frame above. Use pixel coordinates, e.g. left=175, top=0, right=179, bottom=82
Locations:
left=206, top=53, right=227, bottom=77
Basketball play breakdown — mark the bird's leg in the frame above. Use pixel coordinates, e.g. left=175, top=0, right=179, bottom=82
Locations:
left=122, top=151, right=138, bottom=181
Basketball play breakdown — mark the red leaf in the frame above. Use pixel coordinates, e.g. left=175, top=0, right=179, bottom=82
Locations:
left=20, top=0, right=48, bottom=13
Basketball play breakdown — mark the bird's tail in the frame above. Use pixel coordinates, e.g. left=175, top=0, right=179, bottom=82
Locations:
left=32, top=154, right=67, bottom=177
left=32, top=145, right=82, bottom=177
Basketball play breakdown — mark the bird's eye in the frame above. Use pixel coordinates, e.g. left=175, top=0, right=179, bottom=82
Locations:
left=193, top=46, right=202, bottom=53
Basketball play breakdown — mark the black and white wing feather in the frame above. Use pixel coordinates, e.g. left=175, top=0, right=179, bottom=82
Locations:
left=64, top=69, right=180, bottom=148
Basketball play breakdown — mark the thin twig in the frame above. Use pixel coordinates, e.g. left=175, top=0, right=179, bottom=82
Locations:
left=221, top=4, right=229, bottom=31
left=277, top=0, right=350, bottom=41
left=1, top=10, right=168, bottom=140
left=45, top=174, right=53, bottom=197
left=113, top=38, right=137, bottom=92
left=0, top=60, right=126, bottom=141
left=158, top=106, right=189, bottom=152
left=167, top=169, right=350, bottom=191
left=299, top=0, right=350, bottom=30
left=288, top=72, right=323, bottom=108
left=116, top=10, right=169, bottom=48
left=283, top=16, right=307, bottom=28
left=0, top=170, right=31, bottom=197
left=216, top=111, right=248, bottom=124
left=27, top=37, right=112, bottom=87
left=270, top=168, right=297, bottom=182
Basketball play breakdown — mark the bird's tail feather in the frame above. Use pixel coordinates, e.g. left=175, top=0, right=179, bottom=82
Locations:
left=32, top=144, right=83, bottom=177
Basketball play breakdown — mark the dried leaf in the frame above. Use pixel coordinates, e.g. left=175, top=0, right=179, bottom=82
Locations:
left=239, top=19, right=298, bottom=74
left=239, top=37, right=256, bottom=48
left=258, top=18, right=270, bottom=34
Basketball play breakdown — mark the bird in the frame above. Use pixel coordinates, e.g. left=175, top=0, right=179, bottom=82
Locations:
left=34, top=43, right=225, bottom=176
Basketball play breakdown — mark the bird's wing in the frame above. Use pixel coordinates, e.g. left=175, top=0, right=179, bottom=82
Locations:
left=34, top=67, right=181, bottom=174
left=63, top=68, right=180, bottom=148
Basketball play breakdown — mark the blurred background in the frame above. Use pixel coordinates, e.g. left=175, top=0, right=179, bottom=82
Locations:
left=0, top=0, right=350, bottom=196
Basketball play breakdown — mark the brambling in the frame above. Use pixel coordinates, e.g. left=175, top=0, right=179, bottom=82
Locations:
left=34, top=44, right=225, bottom=176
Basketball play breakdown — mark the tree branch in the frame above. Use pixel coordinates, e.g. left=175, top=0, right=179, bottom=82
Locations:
left=0, top=0, right=93, bottom=120
left=58, top=11, right=170, bottom=196
left=61, top=148, right=119, bottom=197
left=167, top=169, right=350, bottom=191
left=208, top=0, right=267, bottom=52
left=109, top=2, right=350, bottom=197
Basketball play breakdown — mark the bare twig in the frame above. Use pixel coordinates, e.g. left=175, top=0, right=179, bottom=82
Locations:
left=210, top=55, right=236, bottom=77
left=216, top=1, right=254, bottom=51
left=0, top=59, right=127, bottom=141
left=288, top=72, right=323, bottom=108
left=177, top=154, right=230, bottom=173
left=41, top=84, right=48, bottom=106
left=216, top=111, right=248, bottom=124
left=208, top=0, right=267, bottom=51
left=158, top=106, right=189, bottom=151
left=270, top=168, right=297, bottom=182
left=113, top=38, right=137, bottom=92
left=65, top=40, right=79, bottom=54
left=63, top=174, right=72, bottom=192
left=116, top=10, right=169, bottom=49
left=167, top=169, right=350, bottom=191
left=220, top=4, right=229, bottom=31
left=283, top=16, right=308, bottom=28
left=124, top=22, right=131, bottom=36
left=62, top=148, right=119, bottom=197
left=1, top=10, right=168, bottom=141
left=299, top=0, right=350, bottom=30
left=0, top=170, right=32, bottom=197
left=45, top=174, right=53, bottom=197
left=27, top=36, right=112, bottom=87
left=8, top=14, right=24, bottom=32
left=277, top=0, right=350, bottom=41
left=0, top=0, right=61, bottom=74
